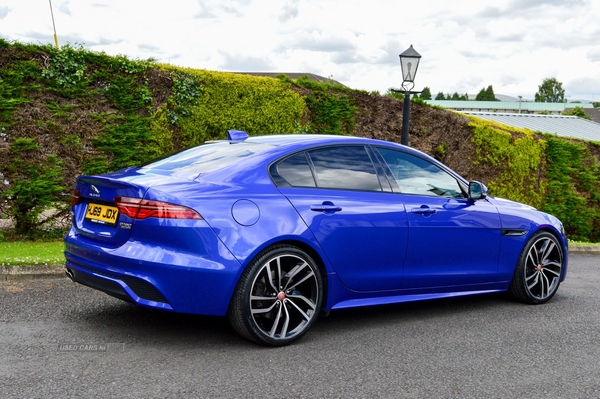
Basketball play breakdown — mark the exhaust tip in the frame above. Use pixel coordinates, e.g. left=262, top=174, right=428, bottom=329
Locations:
left=65, top=267, right=75, bottom=282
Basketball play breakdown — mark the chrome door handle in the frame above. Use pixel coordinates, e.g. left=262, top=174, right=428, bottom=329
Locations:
left=311, top=203, right=342, bottom=213
left=411, top=207, right=436, bottom=215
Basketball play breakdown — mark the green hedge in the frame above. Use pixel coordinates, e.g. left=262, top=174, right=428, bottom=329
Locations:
left=165, top=68, right=305, bottom=147
left=469, top=117, right=546, bottom=209
left=542, top=137, right=600, bottom=241
left=2, top=40, right=600, bottom=242
left=469, top=116, right=600, bottom=241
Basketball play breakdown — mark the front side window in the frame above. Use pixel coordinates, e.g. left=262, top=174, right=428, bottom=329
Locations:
left=376, top=147, right=464, bottom=198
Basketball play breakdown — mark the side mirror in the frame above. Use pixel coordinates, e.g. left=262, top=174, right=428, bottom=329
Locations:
left=468, top=181, right=488, bottom=200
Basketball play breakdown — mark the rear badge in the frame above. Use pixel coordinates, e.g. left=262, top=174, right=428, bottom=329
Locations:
left=89, top=185, right=101, bottom=197
left=119, top=222, right=132, bottom=230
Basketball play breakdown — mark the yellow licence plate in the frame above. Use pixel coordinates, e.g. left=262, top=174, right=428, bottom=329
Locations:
left=85, top=203, right=119, bottom=225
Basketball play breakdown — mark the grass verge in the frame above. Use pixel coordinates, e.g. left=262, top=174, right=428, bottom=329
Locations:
left=0, top=238, right=597, bottom=268
left=0, top=241, right=65, bottom=266
left=570, top=240, right=600, bottom=246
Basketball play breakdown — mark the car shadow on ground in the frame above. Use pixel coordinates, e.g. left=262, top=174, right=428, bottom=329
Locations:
left=69, top=289, right=519, bottom=348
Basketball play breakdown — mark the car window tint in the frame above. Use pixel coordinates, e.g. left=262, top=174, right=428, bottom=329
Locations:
left=376, top=147, right=463, bottom=198
left=277, top=153, right=316, bottom=187
left=308, top=146, right=381, bottom=191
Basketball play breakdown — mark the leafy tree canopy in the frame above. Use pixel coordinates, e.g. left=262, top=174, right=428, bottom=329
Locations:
left=475, top=85, right=498, bottom=101
left=435, top=91, right=445, bottom=100
left=562, top=106, right=592, bottom=120
left=420, top=86, right=432, bottom=100
left=535, top=77, right=565, bottom=103
left=452, top=92, right=469, bottom=101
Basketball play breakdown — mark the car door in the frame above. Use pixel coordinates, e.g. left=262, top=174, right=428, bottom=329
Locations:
left=272, top=145, right=408, bottom=292
left=375, top=147, right=502, bottom=289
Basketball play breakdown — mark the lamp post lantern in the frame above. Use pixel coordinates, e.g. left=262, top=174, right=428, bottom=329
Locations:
left=399, top=45, right=421, bottom=145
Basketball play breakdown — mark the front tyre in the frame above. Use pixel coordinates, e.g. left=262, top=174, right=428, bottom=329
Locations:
left=509, top=231, right=564, bottom=304
left=228, top=245, right=323, bottom=346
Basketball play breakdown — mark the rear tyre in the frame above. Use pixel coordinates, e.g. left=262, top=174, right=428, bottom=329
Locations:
left=228, top=245, right=323, bottom=346
left=508, top=231, right=564, bottom=304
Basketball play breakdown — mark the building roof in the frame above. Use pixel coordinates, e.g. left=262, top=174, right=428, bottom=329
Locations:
left=461, top=112, right=600, bottom=142
left=426, top=100, right=594, bottom=112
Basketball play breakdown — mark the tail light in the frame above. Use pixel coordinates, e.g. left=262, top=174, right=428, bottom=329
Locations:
left=114, top=197, right=203, bottom=220
left=71, top=190, right=81, bottom=207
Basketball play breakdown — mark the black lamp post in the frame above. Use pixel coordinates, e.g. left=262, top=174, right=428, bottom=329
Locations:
left=398, top=45, right=421, bottom=145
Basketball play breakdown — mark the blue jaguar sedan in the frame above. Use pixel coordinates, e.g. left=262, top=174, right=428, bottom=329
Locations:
left=64, top=131, right=568, bottom=346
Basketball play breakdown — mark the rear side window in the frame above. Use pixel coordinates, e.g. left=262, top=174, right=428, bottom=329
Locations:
left=272, top=145, right=383, bottom=191
left=308, top=146, right=381, bottom=191
left=277, top=153, right=316, bottom=187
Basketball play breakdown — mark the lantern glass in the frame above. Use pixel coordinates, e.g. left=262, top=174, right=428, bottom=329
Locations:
left=399, top=45, right=421, bottom=83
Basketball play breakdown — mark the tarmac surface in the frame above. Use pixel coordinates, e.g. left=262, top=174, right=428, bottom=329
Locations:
left=1, top=253, right=599, bottom=398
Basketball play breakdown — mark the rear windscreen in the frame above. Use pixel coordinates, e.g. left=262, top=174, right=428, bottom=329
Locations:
left=140, top=142, right=273, bottom=176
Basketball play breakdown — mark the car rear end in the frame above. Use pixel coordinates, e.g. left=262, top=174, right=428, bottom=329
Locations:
left=64, top=167, right=246, bottom=317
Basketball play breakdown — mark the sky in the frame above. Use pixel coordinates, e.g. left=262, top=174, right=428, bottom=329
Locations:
left=1, top=0, right=599, bottom=102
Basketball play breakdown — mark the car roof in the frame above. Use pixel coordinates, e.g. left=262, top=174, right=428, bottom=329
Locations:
left=244, top=134, right=381, bottom=146
left=207, top=133, right=432, bottom=164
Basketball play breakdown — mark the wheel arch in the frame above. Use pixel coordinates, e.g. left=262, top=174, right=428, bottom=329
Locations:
left=277, top=239, right=329, bottom=312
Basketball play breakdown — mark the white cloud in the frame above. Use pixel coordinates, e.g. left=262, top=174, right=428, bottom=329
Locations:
left=587, top=48, right=600, bottom=63
left=0, top=0, right=599, bottom=100
left=0, top=6, right=10, bottom=19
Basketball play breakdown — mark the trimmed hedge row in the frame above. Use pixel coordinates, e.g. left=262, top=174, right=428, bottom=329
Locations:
left=165, top=67, right=305, bottom=147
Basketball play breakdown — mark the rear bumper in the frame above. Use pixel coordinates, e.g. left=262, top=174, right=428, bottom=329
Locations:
left=65, top=261, right=172, bottom=309
left=64, top=225, right=243, bottom=316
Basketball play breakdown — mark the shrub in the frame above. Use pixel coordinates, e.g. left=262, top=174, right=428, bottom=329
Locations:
left=4, top=138, right=65, bottom=234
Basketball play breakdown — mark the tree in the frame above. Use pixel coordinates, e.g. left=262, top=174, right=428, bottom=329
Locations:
left=475, top=85, right=498, bottom=101
left=475, top=87, right=486, bottom=100
left=451, top=92, right=460, bottom=100
left=420, top=86, right=432, bottom=100
left=435, top=92, right=445, bottom=100
left=562, top=106, right=592, bottom=120
left=535, top=78, right=565, bottom=103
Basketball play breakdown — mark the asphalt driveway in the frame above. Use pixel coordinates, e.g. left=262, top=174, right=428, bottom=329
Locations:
left=0, top=253, right=599, bottom=398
